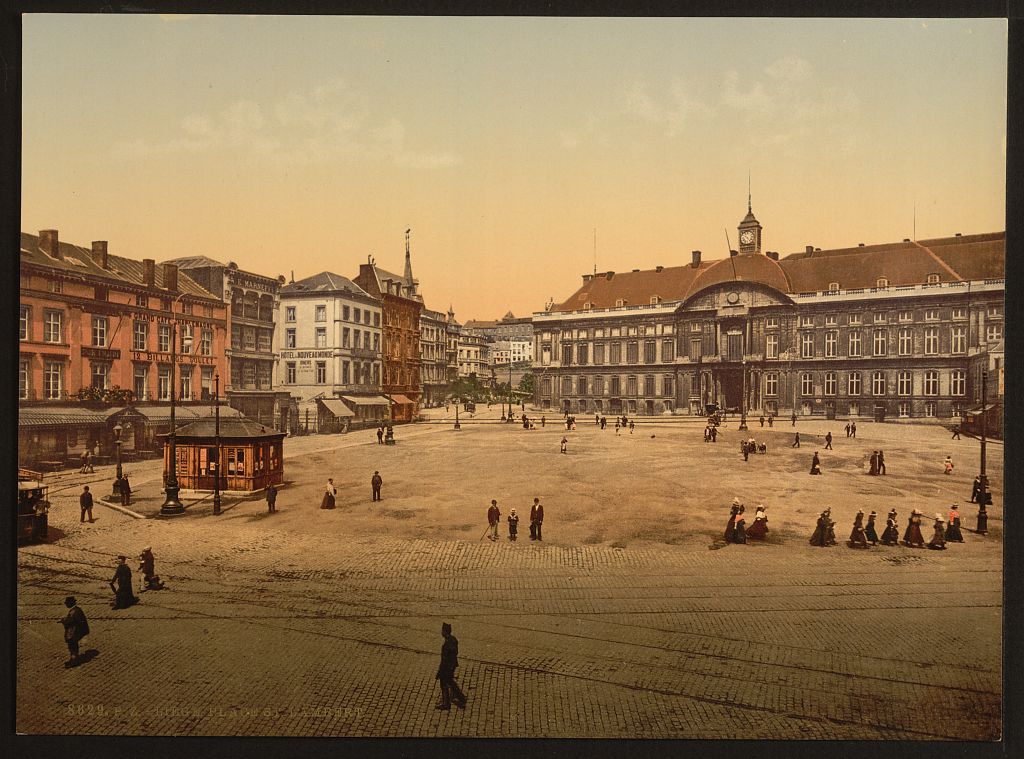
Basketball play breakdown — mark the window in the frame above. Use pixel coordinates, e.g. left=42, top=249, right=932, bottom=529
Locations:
left=800, top=315, right=814, bottom=328
left=898, top=371, right=912, bottom=396
left=315, top=362, right=327, bottom=384
left=181, top=301, right=193, bottom=315
left=135, top=294, right=148, bottom=308
left=342, top=306, right=350, bottom=321
left=874, top=312, right=887, bottom=324
left=644, top=341, right=657, bottom=363
left=925, top=309, right=939, bottom=321
left=663, top=375, right=674, bottom=397
left=627, top=376, right=638, bottom=396
left=899, top=401, right=910, bottom=418
left=801, top=333, right=814, bottom=359
left=848, top=331, right=861, bottom=357
left=180, top=369, right=192, bottom=400
left=872, top=371, right=886, bottom=396
left=951, top=402, right=963, bottom=417
left=615, top=299, right=625, bottom=307
left=895, top=328, right=911, bottom=356
left=50, top=280, right=62, bottom=294
left=764, top=373, right=778, bottom=396
left=158, top=324, right=171, bottom=352
left=951, top=370, right=966, bottom=396
left=947, top=325, right=966, bottom=355
left=642, top=375, right=654, bottom=396
left=341, top=361, right=350, bottom=384
left=824, top=372, right=836, bottom=395
left=986, top=324, right=1002, bottom=342
left=825, top=331, right=838, bottom=357
left=285, top=306, right=296, bottom=322
left=577, top=344, right=589, bottom=365
left=562, top=344, right=573, bottom=365
left=662, top=339, right=674, bottom=362
left=801, top=373, right=814, bottom=396
left=374, top=312, right=380, bottom=326
left=373, top=333, right=380, bottom=352
left=286, top=328, right=296, bottom=349
left=132, top=365, right=148, bottom=401
left=849, top=313, right=861, bottom=325
left=876, top=278, right=889, bottom=288
left=201, top=367, right=213, bottom=399
left=158, top=366, right=171, bottom=400
left=848, top=372, right=861, bottom=396
left=364, top=310, right=371, bottom=325
left=925, top=401, right=937, bottom=417
left=825, top=315, right=837, bottom=326
left=316, top=327, right=327, bottom=348
left=626, top=342, right=639, bottom=363
left=19, top=306, right=29, bottom=340
left=242, top=327, right=255, bottom=352
left=91, top=362, right=109, bottom=390
left=872, top=329, right=887, bottom=356
left=43, top=361, right=63, bottom=399
left=924, top=370, right=939, bottom=396
left=202, top=329, right=213, bottom=355
left=765, top=334, right=779, bottom=359
left=765, top=317, right=778, bottom=329
left=19, top=360, right=28, bottom=399
left=924, top=327, right=938, bottom=355
left=92, top=317, right=109, bottom=347
left=899, top=310, right=913, bottom=322
left=578, top=376, right=588, bottom=395
left=927, top=274, right=940, bottom=284
left=828, top=282, right=839, bottom=292
left=689, top=338, right=702, bottom=360
left=180, top=324, right=194, bottom=354
left=952, top=307, right=966, bottom=320
left=315, top=305, right=327, bottom=322
left=987, top=305, right=1002, bottom=318
left=561, top=376, right=573, bottom=395
left=44, top=310, right=63, bottom=343
left=133, top=321, right=148, bottom=351
left=610, top=376, right=621, bottom=395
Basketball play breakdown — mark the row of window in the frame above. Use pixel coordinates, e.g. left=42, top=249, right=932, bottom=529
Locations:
left=284, top=304, right=382, bottom=326
left=18, top=308, right=216, bottom=355
left=19, top=360, right=216, bottom=401
left=283, top=327, right=380, bottom=351
left=546, top=375, right=676, bottom=398
left=281, top=360, right=380, bottom=386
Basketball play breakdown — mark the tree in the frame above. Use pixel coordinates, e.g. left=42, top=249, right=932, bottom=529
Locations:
left=518, top=372, right=535, bottom=396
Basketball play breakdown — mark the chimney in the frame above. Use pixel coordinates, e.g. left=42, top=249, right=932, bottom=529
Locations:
left=858, top=243, right=865, bottom=247
left=691, top=250, right=701, bottom=267
left=814, top=247, right=821, bottom=252
left=767, top=251, right=779, bottom=261
left=729, top=249, right=738, bottom=257
left=162, top=263, right=179, bottom=291
left=143, top=259, right=156, bottom=287
left=632, top=268, right=640, bottom=273
left=805, top=245, right=814, bottom=254
left=605, top=271, right=615, bottom=280
left=39, top=229, right=62, bottom=260
left=955, top=232, right=962, bottom=237
left=91, top=240, right=108, bottom=268
left=903, top=238, right=911, bottom=243
left=655, top=265, right=664, bottom=273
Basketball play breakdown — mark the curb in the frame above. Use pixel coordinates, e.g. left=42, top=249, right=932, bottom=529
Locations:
left=96, top=498, right=148, bottom=520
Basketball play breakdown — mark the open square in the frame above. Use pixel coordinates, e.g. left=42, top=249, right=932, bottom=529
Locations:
left=17, top=408, right=1002, bottom=738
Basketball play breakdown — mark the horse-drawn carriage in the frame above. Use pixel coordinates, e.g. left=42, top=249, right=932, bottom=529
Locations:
left=18, top=468, right=50, bottom=546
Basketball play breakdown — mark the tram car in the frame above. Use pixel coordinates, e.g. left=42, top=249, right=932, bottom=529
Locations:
left=18, top=468, right=50, bottom=546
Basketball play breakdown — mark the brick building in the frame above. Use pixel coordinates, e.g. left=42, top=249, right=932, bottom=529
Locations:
left=533, top=204, right=1004, bottom=422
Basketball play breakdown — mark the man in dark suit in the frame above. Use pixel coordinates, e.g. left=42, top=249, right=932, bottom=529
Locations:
left=61, top=596, right=89, bottom=667
left=435, top=622, right=467, bottom=710
left=79, top=486, right=94, bottom=523
left=266, top=483, right=277, bottom=512
left=371, top=471, right=383, bottom=502
left=530, top=497, right=544, bottom=541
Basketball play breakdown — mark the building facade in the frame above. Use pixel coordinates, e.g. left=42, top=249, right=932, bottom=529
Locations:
left=491, top=338, right=534, bottom=365
left=462, top=311, right=533, bottom=342
left=352, top=233, right=424, bottom=422
left=20, top=230, right=227, bottom=406
left=458, top=332, right=490, bottom=379
left=276, top=272, right=388, bottom=431
left=420, top=307, right=450, bottom=407
left=165, top=256, right=290, bottom=429
left=444, top=307, right=462, bottom=386
left=533, top=207, right=1004, bottom=422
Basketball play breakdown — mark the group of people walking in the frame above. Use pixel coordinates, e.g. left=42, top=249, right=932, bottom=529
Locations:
left=813, top=505, right=966, bottom=550
left=724, top=499, right=769, bottom=544
left=486, top=498, right=544, bottom=542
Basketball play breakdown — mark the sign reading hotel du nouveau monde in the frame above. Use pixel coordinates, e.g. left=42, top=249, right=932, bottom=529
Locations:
left=279, top=350, right=334, bottom=360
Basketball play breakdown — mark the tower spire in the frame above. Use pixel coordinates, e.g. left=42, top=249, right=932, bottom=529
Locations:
left=403, top=228, right=414, bottom=285
left=748, top=170, right=752, bottom=213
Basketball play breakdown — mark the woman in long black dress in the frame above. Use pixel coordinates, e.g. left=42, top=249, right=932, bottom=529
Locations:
left=732, top=506, right=747, bottom=544
left=880, top=509, right=899, bottom=545
left=847, top=510, right=869, bottom=548
left=945, top=504, right=965, bottom=542
left=747, top=504, right=768, bottom=540
left=810, top=510, right=829, bottom=546
left=864, top=511, right=880, bottom=545
left=825, top=509, right=838, bottom=545
left=725, top=499, right=740, bottom=543
left=902, top=509, right=925, bottom=547
left=927, top=515, right=947, bottom=550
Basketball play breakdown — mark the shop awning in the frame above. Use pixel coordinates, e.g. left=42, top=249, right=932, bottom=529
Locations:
left=319, top=398, right=355, bottom=417
left=967, top=404, right=998, bottom=414
left=340, top=395, right=392, bottom=406
left=388, top=394, right=415, bottom=405
left=19, top=407, right=109, bottom=429
left=133, top=404, right=244, bottom=421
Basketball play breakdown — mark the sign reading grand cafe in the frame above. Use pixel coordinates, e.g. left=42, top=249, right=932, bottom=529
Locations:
left=532, top=204, right=1004, bottom=422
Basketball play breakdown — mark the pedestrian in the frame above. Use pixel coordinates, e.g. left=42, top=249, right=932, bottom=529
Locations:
left=850, top=421, right=857, bottom=438
left=847, top=510, right=869, bottom=549
left=864, top=511, right=880, bottom=545
left=703, top=426, right=710, bottom=443
left=824, top=431, right=833, bottom=450
left=60, top=596, right=89, bottom=668
left=321, top=478, right=337, bottom=509
left=138, top=547, right=165, bottom=591
left=507, top=508, right=519, bottom=541
left=523, top=415, right=529, bottom=429
left=79, top=485, right=94, bottom=523
left=595, top=414, right=600, bottom=426
left=371, top=471, right=383, bottom=502
left=109, top=555, right=138, bottom=610
left=747, top=504, right=768, bottom=540
left=266, top=482, right=277, bottom=512
left=732, top=505, right=747, bottom=544
left=615, top=420, right=620, bottom=435
left=792, top=432, right=800, bottom=448
left=869, top=451, right=879, bottom=476
left=711, top=426, right=717, bottom=443
left=877, top=450, right=886, bottom=475
left=791, top=411, right=797, bottom=427
left=880, top=509, right=900, bottom=545
left=377, top=426, right=384, bottom=445
left=768, top=415, right=774, bottom=428
left=951, top=425, right=961, bottom=440
left=600, top=416, right=606, bottom=429
left=725, top=498, right=741, bottom=543
left=946, top=504, right=965, bottom=542
left=970, top=475, right=982, bottom=503
left=809, top=451, right=821, bottom=475
left=487, top=500, right=501, bottom=541
left=809, top=509, right=830, bottom=546
left=825, top=511, right=838, bottom=545
left=629, top=420, right=635, bottom=434
left=759, top=415, right=765, bottom=428
left=927, top=515, right=947, bottom=550
left=944, top=456, right=954, bottom=475
left=742, top=441, right=749, bottom=462
left=119, top=474, right=131, bottom=507
left=435, top=622, right=467, bottom=710
left=541, top=415, right=546, bottom=428
left=560, top=436, right=568, bottom=454
left=530, top=497, right=544, bottom=541
left=845, top=422, right=851, bottom=438
left=902, top=509, right=925, bottom=548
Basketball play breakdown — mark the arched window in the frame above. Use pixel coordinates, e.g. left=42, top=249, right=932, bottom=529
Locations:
left=876, top=278, right=889, bottom=288
left=828, top=282, right=840, bottom=292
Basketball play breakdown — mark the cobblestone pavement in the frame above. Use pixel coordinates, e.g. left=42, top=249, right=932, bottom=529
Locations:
left=17, top=412, right=1002, bottom=738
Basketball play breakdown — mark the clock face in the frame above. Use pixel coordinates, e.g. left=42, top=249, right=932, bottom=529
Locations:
left=740, top=230, right=756, bottom=245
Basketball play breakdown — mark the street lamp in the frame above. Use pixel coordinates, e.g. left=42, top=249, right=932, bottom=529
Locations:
left=160, top=305, right=187, bottom=517
left=213, top=372, right=222, bottom=515
left=976, top=369, right=990, bottom=534
left=111, top=423, right=123, bottom=499
left=738, top=360, right=748, bottom=430
left=454, top=396, right=461, bottom=430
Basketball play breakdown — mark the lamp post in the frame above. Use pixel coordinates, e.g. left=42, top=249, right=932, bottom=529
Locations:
left=160, top=317, right=185, bottom=516
left=976, top=369, right=990, bottom=534
left=738, top=360, right=748, bottom=430
left=213, top=372, right=221, bottom=515
left=454, top=396, right=461, bottom=430
left=111, top=423, right=123, bottom=499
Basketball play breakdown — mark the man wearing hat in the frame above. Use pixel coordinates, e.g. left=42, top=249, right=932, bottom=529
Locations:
left=529, top=497, right=544, bottom=541
left=79, top=485, right=94, bottom=523
left=927, top=514, right=947, bottom=550
left=435, top=622, right=467, bottom=710
left=139, top=547, right=165, bottom=591
left=109, top=555, right=138, bottom=609
left=487, top=500, right=501, bottom=542
left=371, top=471, right=383, bottom=502
left=60, top=596, right=89, bottom=667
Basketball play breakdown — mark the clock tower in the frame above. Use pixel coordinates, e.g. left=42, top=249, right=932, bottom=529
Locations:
left=738, top=190, right=762, bottom=255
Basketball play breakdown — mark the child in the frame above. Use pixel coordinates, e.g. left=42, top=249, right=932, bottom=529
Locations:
left=944, top=456, right=954, bottom=475
left=507, top=509, right=519, bottom=541
left=560, top=437, right=568, bottom=454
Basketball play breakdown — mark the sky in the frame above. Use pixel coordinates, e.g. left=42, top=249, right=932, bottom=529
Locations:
left=22, top=15, right=1007, bottom=321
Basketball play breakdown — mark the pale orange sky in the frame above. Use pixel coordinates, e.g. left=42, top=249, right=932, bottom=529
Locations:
left=22, top=15, right=1006, bottom=320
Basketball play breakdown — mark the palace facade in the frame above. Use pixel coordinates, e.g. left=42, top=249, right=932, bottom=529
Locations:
left=532, top=206, right=1004, bottom=422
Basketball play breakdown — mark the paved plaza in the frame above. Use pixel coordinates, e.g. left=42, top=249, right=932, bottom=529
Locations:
left=17, top=408, right=1002, bottom=738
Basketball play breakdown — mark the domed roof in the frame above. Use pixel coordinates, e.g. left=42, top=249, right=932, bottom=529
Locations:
left=684, top=254, right=792, bottom=301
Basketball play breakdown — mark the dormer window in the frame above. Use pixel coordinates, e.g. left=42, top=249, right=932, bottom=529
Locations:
left=650, top=296, right=661, bottom=305
left=615, top=299, right=626, bottom=308
left=876, top=278, right=889, bottom=288
left=926, top=274, right=940, bottom=284
left=583, top=302, right=592, bottom=310
left=828, top=282, right=840, bottom=292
